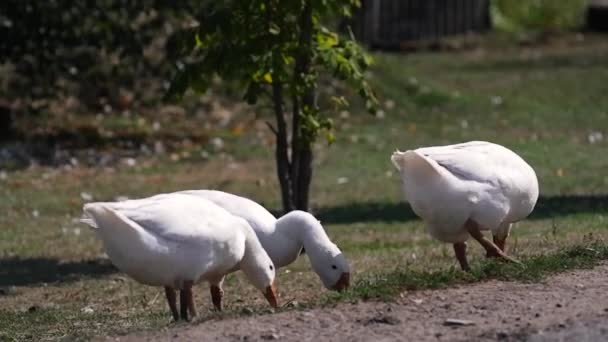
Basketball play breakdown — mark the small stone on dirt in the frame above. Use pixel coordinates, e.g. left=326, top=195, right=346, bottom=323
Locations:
left=444, top=318, right=475, bottom=326
left=241, top=307, right=254, bottom=315
left=260, top=333, right=279, bottom=340
left=81, top=306, right=94, bottom=314
left=285, top=300, right=299, bottom=308
left=496, top=331, right=509, bottom=339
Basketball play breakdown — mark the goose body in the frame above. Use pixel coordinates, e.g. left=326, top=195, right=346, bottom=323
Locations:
left=178, top=190, right=298, bottom=266
left=81, top=194, right=277, bottom=320
left=391, top=141, right=539, bottom=269
left=175, top=190, right=350, bottom=293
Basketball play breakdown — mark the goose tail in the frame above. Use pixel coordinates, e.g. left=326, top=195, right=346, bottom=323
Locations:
left=82, top=203, right=146, bottom=247
left=390, top=150, right=406, bottom=171
left=391, top=149, right=442, bottom=179
left=80, top=215, right=98, bottom=229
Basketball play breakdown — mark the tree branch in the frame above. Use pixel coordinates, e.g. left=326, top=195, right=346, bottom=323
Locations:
left=272, top=80, right=294, bottom=212
left=265, top=121, right=278, bottom=135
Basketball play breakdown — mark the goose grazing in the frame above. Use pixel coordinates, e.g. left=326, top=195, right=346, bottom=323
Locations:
left=81, top=194, right=278, bottom=321
left=391, top=141, right=539, bottom=271
left=174, top=190, right=350, bottom=310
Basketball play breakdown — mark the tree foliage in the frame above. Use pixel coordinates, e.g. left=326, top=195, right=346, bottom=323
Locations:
left=491, top=0, right=587, bottom=33
left=0, top=0, right=194, bottom=105
left=168, top=0, right=378, bottom=212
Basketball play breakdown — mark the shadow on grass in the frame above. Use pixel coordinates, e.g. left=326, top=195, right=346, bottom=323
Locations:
left=0, top=257, right=117, bottom=286
left=316, top=202, right=418, bottom=224
left=315, top=195, right=608, bottom=224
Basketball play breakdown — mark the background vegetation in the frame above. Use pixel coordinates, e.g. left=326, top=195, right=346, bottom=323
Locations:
left=1, top=1, right=607, bottom=340
left=492, top=0, right=588, bottom=33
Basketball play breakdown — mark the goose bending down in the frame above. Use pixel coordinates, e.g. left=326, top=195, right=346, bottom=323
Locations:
left=81, top=194, right=278, bottom=321
left=167, top=190, right=350, bottom=310
left=391, top=141, right=539, bottom=271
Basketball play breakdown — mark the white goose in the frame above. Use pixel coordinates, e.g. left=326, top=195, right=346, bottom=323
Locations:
left=81, top=194, right=278, bottom=321
left=173, top=190, right=350, bottom=310
left=391, top=141, right=539, bottom=270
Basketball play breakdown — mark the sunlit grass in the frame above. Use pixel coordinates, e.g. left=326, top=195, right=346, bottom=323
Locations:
left=1, top=34, right=608, bottom=340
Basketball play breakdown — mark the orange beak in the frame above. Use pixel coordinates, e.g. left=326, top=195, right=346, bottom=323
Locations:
left=263, top=280, right=278, bottom=308
left=332, top=272, right=350, bottom=291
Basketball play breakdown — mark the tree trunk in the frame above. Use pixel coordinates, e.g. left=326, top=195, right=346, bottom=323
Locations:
left=269, top=0, right=316, bottom=214
left=272, top=81, right=295, bottom=213
left=289, top=94, right=314, bottom=212
left=266, top=0, right=295, bottom=213
left=0, top=102, right=15, bottom=142
left=294, top=141, right=312, bottom=210
left=290, top=0, right=315, bottom=212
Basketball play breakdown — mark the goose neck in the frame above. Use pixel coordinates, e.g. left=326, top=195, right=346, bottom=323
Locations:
left=276, top=210, right=332, bottom=252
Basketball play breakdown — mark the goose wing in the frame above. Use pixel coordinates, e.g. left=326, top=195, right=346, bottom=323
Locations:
left=102, top=195, right=239, bottom=243
left=415, top=141, right=505, bottom=185
left=177, top=190, right=277, bottom=233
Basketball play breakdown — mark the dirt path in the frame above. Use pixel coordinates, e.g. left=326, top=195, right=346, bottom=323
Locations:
left=105, top=264, right=608, bottom=341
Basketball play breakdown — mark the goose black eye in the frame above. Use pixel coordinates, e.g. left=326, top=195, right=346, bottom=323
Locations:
left=331, top=265, right=337, bottom=270
left=269, top=265, right=274, bottom=271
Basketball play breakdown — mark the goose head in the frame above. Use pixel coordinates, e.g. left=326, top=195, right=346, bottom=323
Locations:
left=239, top=224, right=279, bottom=308
left=310, top=246, right=350, bottom=291
left=278, top=211, right=351, bottom=291
left=248, top=260, right=278, bottom=308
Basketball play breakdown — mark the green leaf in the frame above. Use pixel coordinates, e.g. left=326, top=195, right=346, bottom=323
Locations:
left=316, top=31, right=339, bottom=48
left=194, top=33, right=204, bottom=48
left=330, top=96, right=349, bottom=108
left=263, top=72, right=273, bottom=83
left=325, top=130, right=335, bottom=145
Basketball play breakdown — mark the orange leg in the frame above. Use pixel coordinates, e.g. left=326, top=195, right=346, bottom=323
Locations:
left=465, top=219, right=520, bottom=264
left=493, top=236, right=506, bottom=253
left=179, top=289, right=188, bottom=320
left=179, top=281, right=195, bottom=321
left=453, top=242, right=470, bottom=271
left=210, top=285, right=224, bottom=311
left=164, top=286, right=179, bottom=321
left=187, top=285, right=196, bottom=318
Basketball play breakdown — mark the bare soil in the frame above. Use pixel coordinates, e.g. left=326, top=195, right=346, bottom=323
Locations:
left=102, top=263, right=608, bottom=342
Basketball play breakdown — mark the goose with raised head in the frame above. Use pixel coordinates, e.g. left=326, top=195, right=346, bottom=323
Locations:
left=81, top=194, right=278, bottom=321
left=391, top=141, right=539, bottom=270
left=175, top=190, right=350, bottom=310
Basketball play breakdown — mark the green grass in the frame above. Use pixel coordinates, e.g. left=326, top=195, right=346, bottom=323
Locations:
left=1, top=33, right=608, bottom=340
left=323, top=241, right=608, bottom=303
